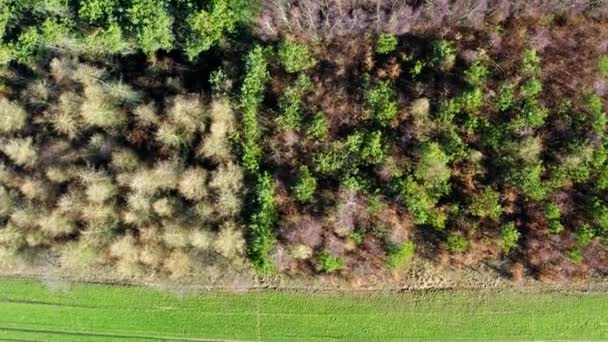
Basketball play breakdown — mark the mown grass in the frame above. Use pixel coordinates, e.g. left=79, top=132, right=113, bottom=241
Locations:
left=0, top=278, right=607, bottom=341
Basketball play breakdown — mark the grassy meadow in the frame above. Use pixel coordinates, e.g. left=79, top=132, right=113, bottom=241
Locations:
left=0, top=278, right=607, bottom=341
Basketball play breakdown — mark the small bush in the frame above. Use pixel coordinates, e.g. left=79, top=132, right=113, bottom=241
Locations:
left=2, top=137, right=37, bottom=168
left=81, top=84, right=127, bottom=128
left=508, top=163, right=547, bottom=201
left=214, top=222, right=246, bottom=259
left=520, top=78, right=543, bottom=99
left=599, top=55, right=608, bottom=79
left=446, top=232, right=469, bottom=253
left=277, top=41, right=317, bottom=73
left=367, top=81, right=398, bottom=126
left=129, top=161, right=180, bottom=195
left=133, top=102, right=159, bottom=126
left=545, top=202, right=564, bottom=234
left=293, top=166, right=317, bottom=203
left=522, top=48, right=541, bottom=75
left=464, top=62, right=488, bottom=87
left=85, top=179, right=118, bottom=203
left=500, top=222, right=520, bottom=253
left=111, top=149, right=140, bottom=172
left=496, top=81, right=516, bottom=112
left=290, top=244, right=313, bottom=259
left=470, top=188, right=502, bottom=220
left=432, top=39, right=456, bottom=71
left=178, top=167, right=208, bottom=201
left=306, top=112, right=329, bottom=140
left=386, top=240, right=415, bottom=269
left=318, top=250, right=344, bottom=273
left=376, top=33, right=398, bottom=54
left=415, top=142, right=451, bottom=195
left=0, top=98, right=27, bottom=134
left=361, top=131, right=386, bottom=165
left=199, top=99, right=234, bottom=162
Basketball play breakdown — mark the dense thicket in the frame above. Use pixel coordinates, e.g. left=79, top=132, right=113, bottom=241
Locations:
left=1, top=0, right=608, bottom=283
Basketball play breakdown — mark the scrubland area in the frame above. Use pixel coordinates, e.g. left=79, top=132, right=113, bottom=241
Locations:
left=0, top=0, right=608, bottom=288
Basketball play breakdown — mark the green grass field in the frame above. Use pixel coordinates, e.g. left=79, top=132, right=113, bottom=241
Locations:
left=0, top=278, right=607, bottom=341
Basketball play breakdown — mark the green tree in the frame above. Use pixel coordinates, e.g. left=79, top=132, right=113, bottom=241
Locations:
left=248, top=173, right=277, bottom=273
left=376, top=33, right=398, bottom=54
left=277, top=41, right=317, bottom=73
left=446, top=232, right=469, bottom=253
left=545, top=202, right=564, bottom=234
left=293, top=166, right=317, bottom=203
left=415, top=142, right=451, bottom=197
left=470, top=188, right=502, bottom=220
left=500, top=222, right=520, bottom=253
left=367, top=81, right=398, bottom=126
left=127, top=0, right=174, bottom=54
left=386, top=240, right=415, bottom=269
left=240, top=46, right=269, bottom=174
left=318, top=250, right=344, bottom=273
left=600, top=55, right=608, bottom=79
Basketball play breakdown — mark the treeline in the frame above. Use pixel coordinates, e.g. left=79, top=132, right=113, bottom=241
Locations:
left=0, top=0, right=256, bottom=64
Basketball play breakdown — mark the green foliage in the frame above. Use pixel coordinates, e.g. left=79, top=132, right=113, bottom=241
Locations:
left=410, top=60, right=426, bottom=77
left=598, top=55, right=608, bottom=79
left=248, top=173, right=277, bottom=273
left=318, top=250, right=344, bottom=273
left=240, top=46, right=269, bottom=174
left=500, top=222, right=520, bottom=253
left=567, top=249, right=583, bottom=264
left=520, top=78, right=543, bottom=99
left=367, top=81, right=398, bottom=126
left=367, top=190, right=385, bottom=215
left=276, top=75, right=312, bottom=129
left=361, top=131, right=386, bottom=165
left=376, top=33, right=398, bottom=54
left=209, top=68, right=232, bottom=94
left=586, top=95, right=607, bottom=137
left=127, top=0, right=174, bottom=54
left=293, top=166, right=317, bottom=203
left=415, top=142, right=451, bottom=197
left=432, top=39, right=456, bottom=70
left=509, top=102, right=549, bottom=132
left=460, top=87, right=484, bottom=114
left=446, top=232, right=469, bottom=253
left=522, top=48, right=541, bottom=75
left=496, top=81, right=516, bottom=112
left=386, top=240, right=415, bottom=269
left=185, top=0, right=240, bottom=60
left=470, top=188, right=502, bottom=220
left=277, top=41, right=317, bottom=73
left=575, top=224, right=594, bottom=248
left=13, top=27, right=41, bottom=64
left=508, top=163, right=547, bottom=201
left=464, top=63, right=489, bottom=87
left=400, top=177, right=446, bottom=229
left=545, top=202, right=564, bottom=234
left=306, top=112, right=329, bottom=140
left=349, top=231, right=363, bottom=245
left=593, top=203, right=608, bottom=241
left=78, top=0, right=117, bottom=24
left=83, top=24, right=129, bottom=55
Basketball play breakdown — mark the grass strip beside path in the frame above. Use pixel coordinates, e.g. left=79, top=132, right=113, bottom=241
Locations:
left=0, top=278, right=607, bottom=341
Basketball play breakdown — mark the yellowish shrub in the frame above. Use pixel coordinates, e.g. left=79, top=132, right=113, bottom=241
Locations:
left=213, top=222, right=245, bottom=259
left=178, top=167, right=208, bottom=201
left=164, top=250, right=192, bottom=279
left=2, top=137, right=37, bottom=167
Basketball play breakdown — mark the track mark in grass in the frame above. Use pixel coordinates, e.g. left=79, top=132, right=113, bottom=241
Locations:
left=0, top=326, right=251, bottom=342
left=0, top=299, right=95, bottom=309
